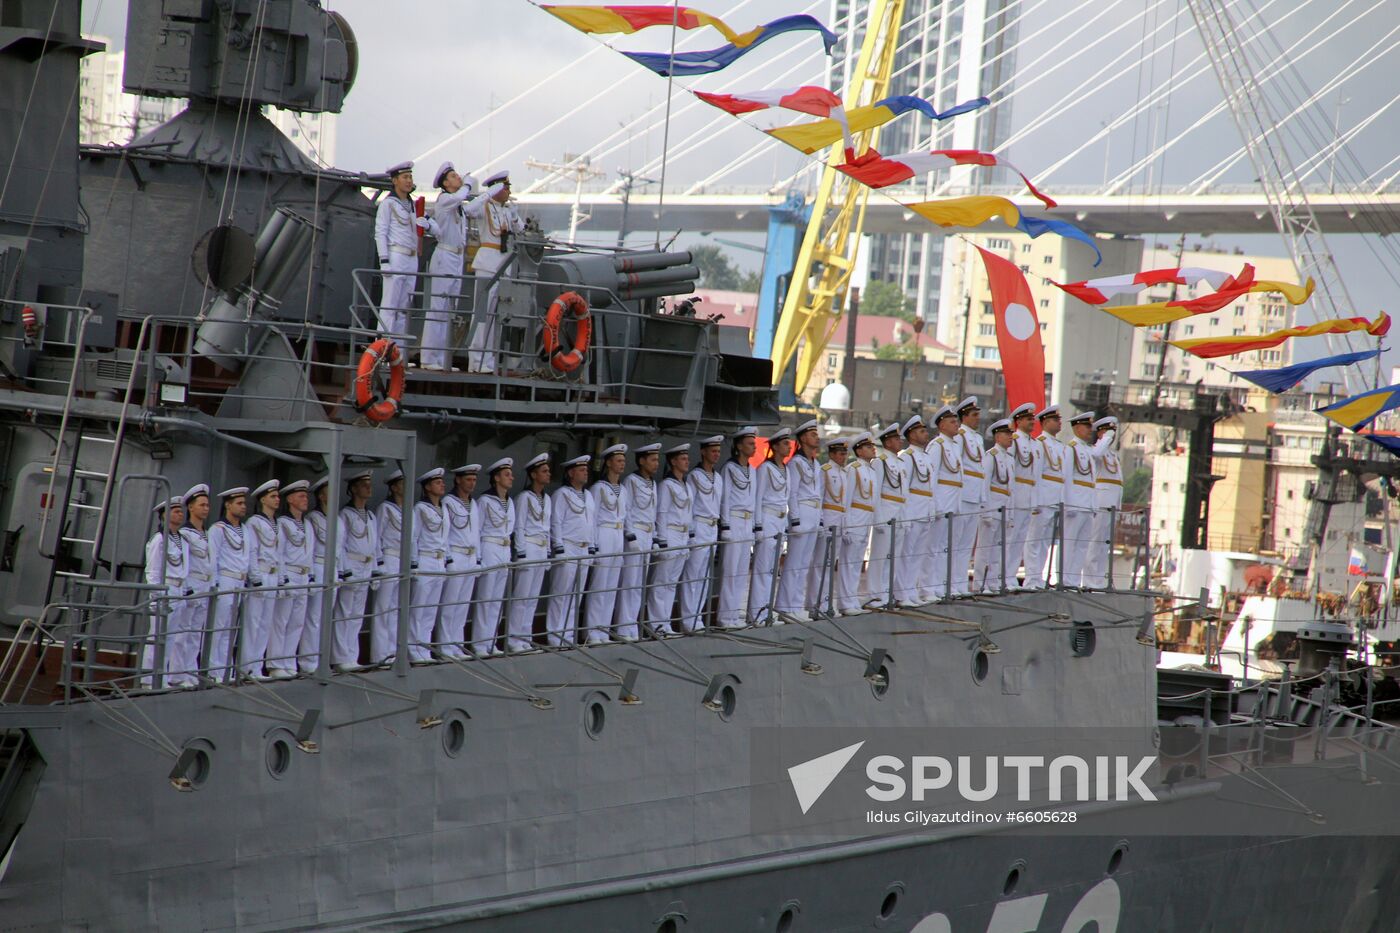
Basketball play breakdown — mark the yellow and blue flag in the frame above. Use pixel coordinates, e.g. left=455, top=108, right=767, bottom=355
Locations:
left=767, top=96, right=990, bottom=154
left=1316, top=382, right=1400, bottom=431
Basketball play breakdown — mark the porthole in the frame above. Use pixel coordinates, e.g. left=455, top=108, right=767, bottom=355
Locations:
left=718, top=684, right=738, bottom=721
left=871, top=663, right=891, bottom=699
left=971, top=648, right=990, bottom=684
left=1107, top=842, right=1128, bottom=875
left=656, top=919, right=678, bottom=933
left=583, top=691, right=609, bottom=739
left=442, top=709, right=469, bottom=758
left=776, top=906, right=796, bottom=932
left=186, top=748, right=211, bottom=786
left=266, top=733, right=292, bottom=779
left=880, top=889, right=899, bottom=920
left=1071, top=621, right=1097, bottom=657
left=1003, top=859, right=1026, bottom=896
left=170, top=740, right=214, bottom=791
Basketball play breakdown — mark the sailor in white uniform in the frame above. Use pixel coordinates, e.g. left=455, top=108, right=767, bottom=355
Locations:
left=144, top=497, right=190, bottom=687
left=811, top=435, right=849, bottom=613
left=508, top=453, right=552, bottom=652
left=242, top=480, right=281, bottom=680
left=1026, top=405, right=1068, bottom=588
left=179, top=485, right=214, bottom=683
left=464, top=169, right=525, bottom=374
left=303, top=478, right=331, bottom=673
left=583, top=444, right=629, bottom=644
left=899, top=415, right=936, bottom=605
left=716, top=427, right=757, bottom=628
left=269, top=479, right=313, bottom=678
left=423, top=162, right=480, bottom=371
left=840, top=432, right=880, bottom=614
left=647, top=444, right=694, bottom=635
left=927, top=406, right=964, bottom=601
left=953, top=398, right=985, bottom=597
left=370, top=471, right=406, bottom=665
left=777, top=420, right=822, bottom=620
left=547, top=454, right=596, bottom=647
left=1007, top=403, right=1041, bottom=588
left=615, top=443, right=660, bottom=641
left=208, top=486, right=250, bottom=681
left=334, top=471, right=378, bottom=671
left=974, top=420, right=1015, bottom=592
left=472, top=459, right=516, bottom=656
left=439, top=464, right=481, bottom=660
left=1063, top=411, right=1102, bottom=588
left=680, top=436, right=724, bottom=633
left=410, top=468, right=450, bottom=663
left=373, top=161, right=425, bottom=340
left=864, top=423, right=906, bottom=609
left=1088, top=415, right=1123, bottom=588
left=749, top=427, right=793, bottom=625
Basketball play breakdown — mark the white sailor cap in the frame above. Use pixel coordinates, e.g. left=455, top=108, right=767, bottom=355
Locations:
left=1010, top=402, right=1036, bottom=420
left=252, top=479, right=280, bottom=500
left=634, top=443, right=662, bottom=456
left=281, top=479, right=311, bottom=495
left=488, top=457, right=513, bottom=474
left=1037, top=404, right=1062, bottom=420
left=451, top=463, right=481, bottom=476
left=933, top=404, right=958, bottom=423
left=386, top=160, right=413, bottom=177
left=900, top=415, right=924, bottom=436
left=345, top=470, right=373, bottom=485
left=385, top=469, right=404, bottom=484
left=483, top=169, right=510, bottom=187
left=310, top=477, right=329, bottom=493
left=601, top=443, right=628, bottom=458
left=218, top=485, right=248, bottom=500
left=417, top=467, right=445, bottom=484
left=562, top=454, right=591, bottom=469
left=767, top=427, right=793, bottom=443
left=878, top=422, right=901, bottom=440
left=664, top=443, right=691, bottom=457
left=824, top=435, right=848, bottom=450
left=523, top=452, right=551, bottom=471
left=852, top=431, right=875, bottom=447
left=1094, top=416, right=1119, bottom=430
left=433, top=160, right=455, bottom=188
left=1069, top=410, right=1095, bottom=425
left=153, top=495, right=184, bottom=514
left=990, top=418, right=1014, bottom=433
left=182, top=483, right=210, bottom=503
left=956, top=396, right=980, bottom=414
left=795, top=418, right=819, bottom=436
left=732, top=425, right=758, bottom=440
left=697, top=435, right=725, bottom=448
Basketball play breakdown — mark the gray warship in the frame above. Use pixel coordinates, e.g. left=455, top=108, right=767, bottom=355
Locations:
left=3, top=2, right=1400, bottom=930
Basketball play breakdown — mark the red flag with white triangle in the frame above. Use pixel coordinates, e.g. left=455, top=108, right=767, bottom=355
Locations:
left=976, top=246, right=1046, bottom=414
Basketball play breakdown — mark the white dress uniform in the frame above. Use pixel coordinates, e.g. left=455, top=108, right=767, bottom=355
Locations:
left=374, top=176, right=420, bottom=338
left=865, top=436, right=907, bottom=607
left=811, top=454, right=848, bottom=612
left=547, top=477, right=596, bottom=647
left=371, top=495, right=405, bottom=664
left=584, top=472, right=628, bottom=644
left=304, top=502, right=330, bottom=673
left=749, top=452, right=790, bottom=623
left=440, top=483, right=481, bottom=660
left=242, top=499, right=281, bottom=678
left=464, top=179, right=525, bottom=374
left=928, top=427, right=964, bottom=600
left=179, top=519, right=215, bottom=683
left=144, top=513, right=191, bottom=686
left=717, top=443, right=757, bottom=628
left=208, top=509, right=250, bottom=681
left=334, top=499, right=378, bottom=667
left=899, top=428, right=936, bottom=604
left=842, top=444, right=880, bottom=614
left=975, top=435, right=1015, bottom=592
left=411, top=489, right=450, bottom=662
left=680, top=454, right=724, bottom=633
left=508, top=485, right=552, bottom=652
left=1008, top=423, right=1040, bottom=586
left=777, top=446, right=822, bottom=616
left=271, top=505, right=314, bottom=674
left=954, top=424, right=986, bottom=597
left=615, top=464, right=658, bottom=640
left=1063, top=434, right=1099, bottom=589
left=648, top=466, right=694, bottom=633
left=1027, top=418, right=1068, bottom=587
left=1089, top=421, right=1123, bottom=588
left=472, top=483, right=516, bottom=656
left=423, top=166, right=479, bottom=371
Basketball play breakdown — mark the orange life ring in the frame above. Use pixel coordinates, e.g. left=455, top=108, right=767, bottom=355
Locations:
left=542, top=291, right=592, bottom=373
left=354, top=338, right=405, bottom=423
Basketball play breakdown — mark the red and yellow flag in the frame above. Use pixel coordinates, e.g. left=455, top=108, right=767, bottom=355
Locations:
left=1170, top=312, right=1390, bottom=359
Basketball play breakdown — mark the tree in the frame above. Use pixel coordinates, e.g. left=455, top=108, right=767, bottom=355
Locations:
left=690, top=244, right=744, bottom=290
left=872, top=329, right=922, bottom=361
left=738, top=269, right=762, bottom=292
left=860, top=278, right=916, bottom=322
left=1122, top=466, right=1152, bottom=505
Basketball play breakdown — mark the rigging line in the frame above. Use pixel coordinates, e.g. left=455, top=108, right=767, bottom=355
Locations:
left=220, top=0, right=274, bottom=224
left=1129, top=0, right=1157, bottom=198
left=654, top=0, right=681, bottom=249
left=0, top=0, right=60, bottom=214
left=1154, top=0, right=1184, bottom=197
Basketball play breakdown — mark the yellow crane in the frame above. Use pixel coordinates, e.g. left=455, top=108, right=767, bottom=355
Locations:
left=770, top=0, right=907, bottom=394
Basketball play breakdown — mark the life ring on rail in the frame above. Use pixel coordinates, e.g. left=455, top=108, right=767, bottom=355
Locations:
left=354, top=338, right=406, bottom=423
left=542, top=291, right=592, bottom=373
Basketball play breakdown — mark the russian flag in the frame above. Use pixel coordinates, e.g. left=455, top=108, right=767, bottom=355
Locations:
left=1349, top=548, right=1367, bottom=576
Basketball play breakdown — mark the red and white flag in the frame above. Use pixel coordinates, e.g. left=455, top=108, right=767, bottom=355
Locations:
left=839, top=148, right=1056, bottom=208
left=1056, top=265, right=1245, bottom=305
left=977, top=247, right=1046, bottom=414
left=694, top=86, right=850, bottom=153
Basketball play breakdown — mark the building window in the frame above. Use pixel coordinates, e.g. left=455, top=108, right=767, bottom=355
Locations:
left=1018, top=264, right=1030, bottom=274
left=1042, top=255, right=1053, bottom=264
left=987, top=238, right=1012, bottom=250
left=926, top=369, right=939, bottom=383
left=1209, top=317, right=1219, bottom=326
left=974, top=346, right=1001, bottom=361
left=981, top=301, right=994, bottom=316
left=871, top=364, right=885, bottom=378
left=827, top=353, right=837, bottom=368
left=1021, top=243, right=1031, bottom=253
left=1235, top=306, right=1246, bottom=316
left=1286, top=489, right=1294, bottom=499
left=1039, top=322, right=1048, bottom=331
left=871, top=388, right=883, bottom=402
left=1183, top=325, right=1194, bottom=335
left=1039, top=298, right=1050, bottom=308
left=978, top=323, right=996, bottom=337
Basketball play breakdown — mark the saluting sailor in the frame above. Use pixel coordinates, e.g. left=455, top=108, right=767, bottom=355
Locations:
left=439, top=464, right=481, bottom=660
left=974, top=419, right=1016, bottom=592
left=1007, top=403, right=1041, bottom=589
left=303, top=478, right=332, bottom=673
left=679, top=436, right=724, bottom=633
left=370, top=471, right=406, bottom=665
left=864, top=423, right=906, bottom=609
left=423, top=162, right=479, bottom=372
left=840, top=432, right=880, bottom=614
left=410, top=468, right=450, bottom=663
left=472, top=459, right=516, bottom=657
left=144, top=496, right=191, bottom=687
left=179, top=485, right=215, bottom=683
left=334, top=471, right=378, bottom=671
left=1025, top=405, right=1067, bottom=588
left=648, top=444, right=694, bottom=635
left=1088, top=415, right=1123, bottom=589
left=953, top=398, right=985, bottom=597
left=547, top=454, right=596, bottom=647
left=1062, top=412, right=1102, bottom=588
left=374, top=161, right=426, bottom=339
left=749, top=427, right=793, bottom=625
left=208, top=486, right=250, bottom=681
left=928, top=405, right=964, bottom=601
left=615, top=443, right=661, bottom=641
left=777, top=420, right=823, bottom=621
left=583, top=444, right=629, bottom=644
left=716, top=428, right=757, bottom=629
left=508, top=453, right=553, bottom=652
left=242, top=480, right=281, bottom=680
left=269, top=479, right=313, bottom=678
left=811, top=435, right=849, bottom=613
left=899, top=415, right=936, bottom=606
left=464, top=169, right=525, bottom=374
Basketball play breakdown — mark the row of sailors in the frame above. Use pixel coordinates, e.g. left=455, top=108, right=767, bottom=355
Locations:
left=141, top=400, right=1122, bottom=686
